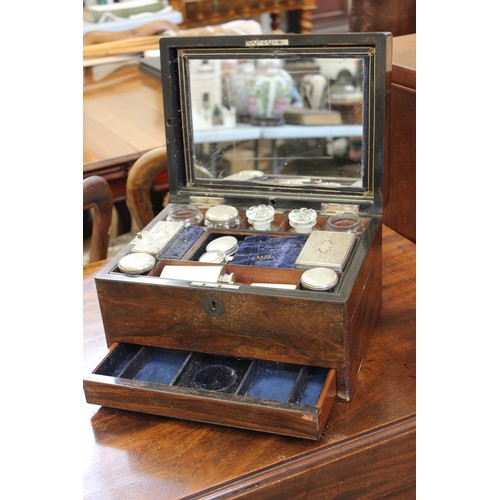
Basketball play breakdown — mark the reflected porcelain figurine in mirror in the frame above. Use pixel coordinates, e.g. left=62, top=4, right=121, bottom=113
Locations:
left=299, top=74, right=328, bottom=110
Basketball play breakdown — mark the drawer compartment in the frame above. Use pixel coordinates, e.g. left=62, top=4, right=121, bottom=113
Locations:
left=84, top=342, right=337, bottom=440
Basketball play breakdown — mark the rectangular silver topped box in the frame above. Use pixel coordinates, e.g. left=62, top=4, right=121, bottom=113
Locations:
left=294, top=231, right=356, bottom=271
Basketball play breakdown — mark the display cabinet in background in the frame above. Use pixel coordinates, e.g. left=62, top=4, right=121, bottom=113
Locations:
left=169, top=0, right=317, bottom=33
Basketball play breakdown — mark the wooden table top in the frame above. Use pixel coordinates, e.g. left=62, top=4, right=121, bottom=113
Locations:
left=83, top=61, right=166, bottom=174
left=392, top=33, right=416, bottom=89
left=83, top=224, right=416, bottom=498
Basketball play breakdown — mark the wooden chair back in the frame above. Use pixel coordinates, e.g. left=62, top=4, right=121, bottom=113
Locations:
left=83, top=175, right=113, bottom=262
left=125, top=146, right=215, bottom=229
left=126, top=146, right=169, bottom=229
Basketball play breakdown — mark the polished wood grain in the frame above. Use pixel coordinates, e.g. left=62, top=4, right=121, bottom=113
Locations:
left=83, top=175, right=113, bottom=262
left=392, top=33, right=416, bottom=89
left=83, top=224, right=415, bottom=498
left=94, top=212, right=381, bottom=401
left=83, top=63, right=167, bottom=198
left=126, top=146, right=169, bottom=229
left=349, top=0, right=416, bottom=37
left=83, top=62, right=168, bottom=233
left=85, top=365, right=336, bottom=440
left=383, top=33, right=416, bottom=242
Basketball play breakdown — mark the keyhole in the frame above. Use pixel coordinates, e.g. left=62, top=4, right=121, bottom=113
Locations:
left=203, top=296, right=225, bottom=317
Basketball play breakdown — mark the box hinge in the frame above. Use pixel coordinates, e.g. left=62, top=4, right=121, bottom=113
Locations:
left=320, top=203, right=360, bottom=215
left=189, top=196, right=225, bottom=209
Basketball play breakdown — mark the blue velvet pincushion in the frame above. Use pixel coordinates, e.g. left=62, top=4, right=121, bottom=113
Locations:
left=230, top=234, right=307, bottom=268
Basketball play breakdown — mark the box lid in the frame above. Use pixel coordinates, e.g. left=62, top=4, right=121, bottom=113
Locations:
left=159, top=33, right=391, bottom=215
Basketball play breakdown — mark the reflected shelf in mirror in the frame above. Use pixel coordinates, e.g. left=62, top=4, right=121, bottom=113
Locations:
left=186, top=55, right=366, bottom=186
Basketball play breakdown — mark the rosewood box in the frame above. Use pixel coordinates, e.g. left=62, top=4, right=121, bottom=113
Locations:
left=84, top=33, right=392, bottom=440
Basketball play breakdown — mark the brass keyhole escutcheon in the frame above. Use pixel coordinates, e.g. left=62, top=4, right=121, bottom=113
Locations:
left=203, top=296, right=225, bottom=317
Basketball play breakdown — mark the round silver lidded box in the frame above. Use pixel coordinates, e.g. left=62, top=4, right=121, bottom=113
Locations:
left=199, top=235, right=239, bottom=263
left=300, top=267, right=339, bottom=291
left=198, top=251, right=226, bottom=263
left=246, top=204, right=275, bottom=231
left=118, top=252, right=156, bottom=275
left=206, top=235, right=239, bottom=256
left=204, top=204, right=241, bottom=229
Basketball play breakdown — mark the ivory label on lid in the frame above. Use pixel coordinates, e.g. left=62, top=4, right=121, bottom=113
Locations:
left=245, top=39, right=289, bottom=47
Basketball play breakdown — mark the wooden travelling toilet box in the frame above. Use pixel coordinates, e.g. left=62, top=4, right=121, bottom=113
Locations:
left=84, top=33, right=392, bottom=440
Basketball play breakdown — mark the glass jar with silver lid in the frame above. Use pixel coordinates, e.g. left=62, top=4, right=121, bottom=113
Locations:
left=204, top=204, right=241, bottom=229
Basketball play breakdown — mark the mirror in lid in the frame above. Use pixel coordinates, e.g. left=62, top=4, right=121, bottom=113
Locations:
left=160, top=34, right=387, bottom=212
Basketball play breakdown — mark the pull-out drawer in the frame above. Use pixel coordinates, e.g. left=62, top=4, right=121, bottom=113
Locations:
left=84, top=342, right=337, bottom=440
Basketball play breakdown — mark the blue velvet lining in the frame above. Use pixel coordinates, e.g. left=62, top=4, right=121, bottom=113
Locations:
left=158, top=225, right=205, bottom=260
left=246, top=365, right=298, bottom=401
left=230, top=235, right=307, bottom=268
left=96, top=344, right=329, bottom=407
left=298, top=368, right=328, bottom=406
left=131, top=350, right=187, bottom=385
left=98, top=345, right=140, bottom=377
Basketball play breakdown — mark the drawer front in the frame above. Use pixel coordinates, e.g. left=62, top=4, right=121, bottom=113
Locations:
left=84, top=342, right=337, bottom=440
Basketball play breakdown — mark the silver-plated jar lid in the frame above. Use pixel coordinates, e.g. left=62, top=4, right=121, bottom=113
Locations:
left=206, top=236, right=239, bottom=256
left=204, top=205, right=241, bottom=229
left=205, top=204, right=239, bottom=222
left=288, top=208, right=317, bottom=233
left=118, top=252, right=156, bottom=275
left=246, top=204, right=275, bottom=230
left=300, top=267, right=339, bottom=291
